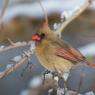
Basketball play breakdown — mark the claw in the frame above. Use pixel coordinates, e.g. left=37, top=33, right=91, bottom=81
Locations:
left=52, top=71, right=59, bottom=79
left=42, top=70, right=51, bottom=84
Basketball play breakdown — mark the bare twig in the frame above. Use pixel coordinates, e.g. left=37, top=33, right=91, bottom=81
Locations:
left=8, top=38, right=15, bottom=45
left=0, top=57, right=27, bottom=78
left=0, top=0, right=9, bottom=24
left=38, top=0, right=48, bottom=25
left=0, top=40, right=35, bottom=79
left=56, top=0, right=90, bottom=35
left=0, top=40, right=32, bottom=53
left=0, top=50, right=33, bottom=79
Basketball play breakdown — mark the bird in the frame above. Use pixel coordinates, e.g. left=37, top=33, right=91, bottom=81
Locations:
left=31, top=22, right=95, bottom=75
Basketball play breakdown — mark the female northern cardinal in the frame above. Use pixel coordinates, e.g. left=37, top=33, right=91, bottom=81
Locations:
left=32, top=23, right=95, bottom=74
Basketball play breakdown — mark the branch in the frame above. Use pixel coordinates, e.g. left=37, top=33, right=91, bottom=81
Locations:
left=0, top=42, right=35, bottom=79
left=56, top=0, right=91, bottom=35
left=38, top=0, right=48, bottom=25
left=0, top=39, right=32, bottom=53
left=0, top=0, right=9, bottom=25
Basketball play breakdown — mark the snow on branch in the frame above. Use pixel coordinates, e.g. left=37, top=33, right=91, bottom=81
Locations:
left=0, top=41, right=35, bottom=79
left=56, top=0, right=91, bottom=35
left=0, top=39, right=32, bottom=53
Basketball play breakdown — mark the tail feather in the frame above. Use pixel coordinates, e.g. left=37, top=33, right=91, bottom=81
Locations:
left=84, top=61, right=95, bottom=69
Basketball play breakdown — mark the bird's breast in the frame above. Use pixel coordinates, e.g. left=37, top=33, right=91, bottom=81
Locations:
left=35, top=43, right=74, bottom=72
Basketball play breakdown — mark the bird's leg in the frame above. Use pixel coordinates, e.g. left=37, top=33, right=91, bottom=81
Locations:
left=52, top=71, right=59, bottom=79
left=52, top=71, right=67, bottom=95
left=42, top=69, right=51, bottom=84
left=58, top=75, right=67, bottom=95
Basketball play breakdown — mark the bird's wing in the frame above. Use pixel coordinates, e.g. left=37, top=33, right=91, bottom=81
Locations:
left=53, top=39, right=86, bottom=63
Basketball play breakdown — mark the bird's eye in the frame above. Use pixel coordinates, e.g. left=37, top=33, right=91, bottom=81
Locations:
left=40, top=33, right=45, bottom=39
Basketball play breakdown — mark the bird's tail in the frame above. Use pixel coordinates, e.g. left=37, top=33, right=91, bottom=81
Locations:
left=85, top=61, right=95, bottom=69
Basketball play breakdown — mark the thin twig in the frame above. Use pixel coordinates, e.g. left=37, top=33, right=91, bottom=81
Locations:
left=0, top=40, right=32, bottom=53
left=0, top=0, right=9, bottom=24
left=38, top=0, right=48, bottom=24
left=0, top=41, right=35, bottom=78
left=0, top=50, right=33, bottom=79
left=7, top=38, right=15, bottom=45
left=56, top=0, right=90, bottom=35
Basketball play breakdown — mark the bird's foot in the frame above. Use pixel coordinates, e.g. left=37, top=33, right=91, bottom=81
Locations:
left=58, top=76, right=67, bottom=95
left=51, top=71, right=59, bottom=79
left=52, top=71, right=67, bottom=94
left=42, top=70, right=51, bottom=84
left=58, top=77, right=65, bottom=88
left=51, top=72, right=65, bottom=88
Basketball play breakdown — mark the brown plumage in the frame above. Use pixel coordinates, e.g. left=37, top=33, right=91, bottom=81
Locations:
left=32, top=23, right=95, bottom=73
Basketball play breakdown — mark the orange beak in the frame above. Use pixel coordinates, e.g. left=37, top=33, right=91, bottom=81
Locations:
left=32, top=35, right=40, bottom=41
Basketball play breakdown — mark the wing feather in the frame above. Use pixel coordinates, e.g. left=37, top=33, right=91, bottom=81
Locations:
left=53, top=39, right=86, bottom=63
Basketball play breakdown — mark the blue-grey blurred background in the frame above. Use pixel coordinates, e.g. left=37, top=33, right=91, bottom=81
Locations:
left=0, top=0, right=95, bottom=95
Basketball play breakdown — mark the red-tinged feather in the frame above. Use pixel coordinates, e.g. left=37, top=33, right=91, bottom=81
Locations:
left=67, top=46, right=85, bottom=61
left=55, top=48, right=78, bottom=63
left=53, top=40, right=86, bottom=64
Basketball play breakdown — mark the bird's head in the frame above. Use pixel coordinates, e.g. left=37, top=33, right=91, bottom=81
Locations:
left=32, top=31, right=58, bottom=46
left=32, top=32, right=45, bottom=44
